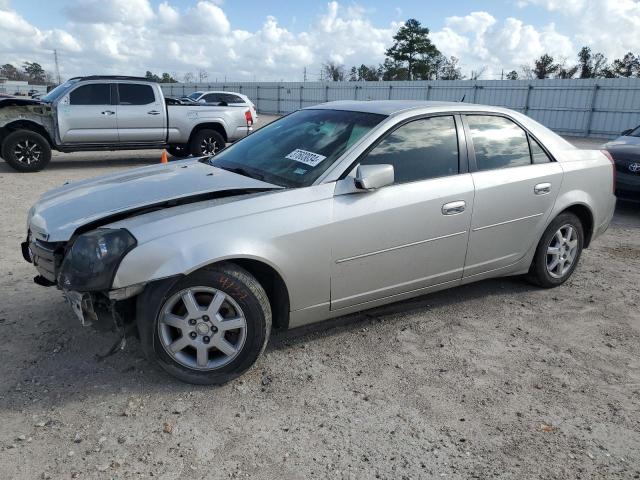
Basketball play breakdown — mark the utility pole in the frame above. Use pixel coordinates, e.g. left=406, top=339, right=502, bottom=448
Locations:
left=53, top=49, right=61, bottom=84
left=303, top=67, right=307, bottom=82
left=319, top=68, right=324, bottom=82
left=501, top=69, right=504, bottom=81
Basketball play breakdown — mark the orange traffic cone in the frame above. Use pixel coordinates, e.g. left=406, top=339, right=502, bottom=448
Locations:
left=160, top=149, right=168, bottom=164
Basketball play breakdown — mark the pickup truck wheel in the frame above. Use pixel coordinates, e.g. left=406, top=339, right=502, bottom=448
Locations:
left=138, top=263, right=271, bottom=385
left=527, top=212, right=584, bottom=288
left=167, top=145, right=190, bottom=158
left=190, top=129, right=225, bottom=157
left=2, top=130, right=51, bottom=172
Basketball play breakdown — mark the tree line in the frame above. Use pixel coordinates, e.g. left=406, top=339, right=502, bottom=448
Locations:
left=322, top=18, right=640, bottom=82
left=0, top=62, right=50, bottom=84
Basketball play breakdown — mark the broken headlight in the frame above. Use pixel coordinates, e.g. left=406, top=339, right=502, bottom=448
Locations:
left=58, top=229, right=136, bottom=292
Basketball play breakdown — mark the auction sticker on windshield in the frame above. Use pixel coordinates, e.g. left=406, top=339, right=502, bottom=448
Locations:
left=285, top=149, right=327, bottom=167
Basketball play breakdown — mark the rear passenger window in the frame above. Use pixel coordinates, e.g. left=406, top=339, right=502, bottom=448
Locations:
left=530, top=137, right=552, bottom=164
left=69, top=84, right=110, bottom=105
left=467, top=115, right=531, bottom=170
left=360, top=116, right=459, bottom=184
left=203, top=94, right=221, bottom=103
left=118, top=84, right=155, bottom=105
left=220, top=93, right=244, bottom=103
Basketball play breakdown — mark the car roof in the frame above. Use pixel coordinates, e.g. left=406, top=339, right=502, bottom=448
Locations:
left=198, top=91, right=247, bottom=97
left=307, top=100, right=511, bottom=116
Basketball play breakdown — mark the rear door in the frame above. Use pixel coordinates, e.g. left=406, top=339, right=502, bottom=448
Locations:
left=463, top=114, right=563, bottom=277
left=57, top=82, right=118, bottom=144
left=330, top=115, right=474, bottom=310
left=116, top=83, right=165, bottom=142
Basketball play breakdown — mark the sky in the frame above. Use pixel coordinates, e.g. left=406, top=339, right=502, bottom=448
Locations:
left=1, top=0, right=639, bottom=82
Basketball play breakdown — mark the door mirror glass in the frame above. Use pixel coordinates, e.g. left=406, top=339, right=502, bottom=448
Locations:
left=354, top=164, right=394, bottom=190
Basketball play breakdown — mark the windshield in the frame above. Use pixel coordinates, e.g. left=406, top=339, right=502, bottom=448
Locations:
left=210, top=109, right=386, bottom=188
left=187, top=92, right=203, bottom=100
left=40, top=79, right=80, bottom=103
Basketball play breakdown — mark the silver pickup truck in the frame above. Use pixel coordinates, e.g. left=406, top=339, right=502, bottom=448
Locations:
left=0, top=76, right=254, bottom=172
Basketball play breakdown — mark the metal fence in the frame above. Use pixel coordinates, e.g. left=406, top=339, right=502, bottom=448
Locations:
left=160, top=78, right=640, bottom=139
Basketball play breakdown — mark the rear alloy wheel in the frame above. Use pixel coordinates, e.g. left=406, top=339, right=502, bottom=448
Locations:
left=138, top=263, right=271, bottom=384
left=189, top=129, right=225, bottom=157
left=527, top=212, right=584, bottom=288
left=2, top=130, right=51, bottom=172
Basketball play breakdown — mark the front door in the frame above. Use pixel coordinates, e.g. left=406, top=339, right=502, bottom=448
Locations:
left=463, top=114, right=563, bottom=277
left=330, top=115, right=474, bottom=311
left=57, top=82, right=118, bottom=144
left=116, top=83, right=165, bottom=143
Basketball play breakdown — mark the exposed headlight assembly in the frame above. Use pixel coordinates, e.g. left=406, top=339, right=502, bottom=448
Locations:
left=58, top=229, right=137, bottom=292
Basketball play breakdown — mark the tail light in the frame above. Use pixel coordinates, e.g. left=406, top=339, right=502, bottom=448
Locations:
left=245, top=110, right=253, bottom=126
left=601, top=149, right=616, bottom=194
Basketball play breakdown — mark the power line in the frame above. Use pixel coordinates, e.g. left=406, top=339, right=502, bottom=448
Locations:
left=53, top=49, right=61, bottom=84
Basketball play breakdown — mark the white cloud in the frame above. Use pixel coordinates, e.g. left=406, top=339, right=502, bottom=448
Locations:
left=518, top=0, right=640, bottom=59
left=432, top=12, right=574, bottom=77
left=0, top=0, right=639, bottom=82
left=64, top=0, right=154, bottom=26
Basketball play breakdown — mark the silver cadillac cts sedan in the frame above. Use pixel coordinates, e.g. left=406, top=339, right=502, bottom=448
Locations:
left=22, top=101, right=616, bottom=384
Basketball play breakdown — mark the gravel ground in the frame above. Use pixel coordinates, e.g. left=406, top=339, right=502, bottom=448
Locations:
left=0, top=125, right=639, bottom=480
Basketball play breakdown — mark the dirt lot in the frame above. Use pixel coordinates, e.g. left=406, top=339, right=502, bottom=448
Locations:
left=0, top=126, right=639, bottom=479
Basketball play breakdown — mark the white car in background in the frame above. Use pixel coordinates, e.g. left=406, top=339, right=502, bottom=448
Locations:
left=185, top=91, right=258, bottom=121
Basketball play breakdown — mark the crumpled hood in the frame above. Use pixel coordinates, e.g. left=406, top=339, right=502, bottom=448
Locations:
left=28, top=158, right=280, bottom=242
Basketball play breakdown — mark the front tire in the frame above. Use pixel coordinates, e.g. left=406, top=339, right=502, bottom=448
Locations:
left=138, top=263, right=271, bottom=385
left=1, top=130, right=51, bottom=172
left=189, top=129, right=225, bottom=157
left=527, top=212, right=584, bottom=288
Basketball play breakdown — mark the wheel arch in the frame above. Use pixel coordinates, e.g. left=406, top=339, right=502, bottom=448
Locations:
left=222, top=258, right=290, bottom=331
left=185, top=257, right=290, bottom=331
left=0, top=120, right=54, bottom=147
left=188, top=122, right=228, bottom=144
left=556, top=203, right=594, bottom=248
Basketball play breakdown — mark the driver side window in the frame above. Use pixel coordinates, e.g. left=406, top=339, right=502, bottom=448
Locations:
left=360, top=116, right=459, bottom=184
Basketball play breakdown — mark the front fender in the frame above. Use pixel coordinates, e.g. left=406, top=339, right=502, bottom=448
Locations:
left=110, top=189, right=334, bottom=312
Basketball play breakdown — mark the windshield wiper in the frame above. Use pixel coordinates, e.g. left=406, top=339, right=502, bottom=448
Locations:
left=217, top=165, right=265, bottom=181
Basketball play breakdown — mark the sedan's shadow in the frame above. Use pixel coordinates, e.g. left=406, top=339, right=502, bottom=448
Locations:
left=3, top=275, right=537, bottom=410
left=268, top=276, right=535, bottom=350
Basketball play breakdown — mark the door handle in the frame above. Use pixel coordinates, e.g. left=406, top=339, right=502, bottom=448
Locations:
left=534, top=182, right=551, bottom=195
left=147, top=110, right=160, bottom=115
left=101, top=110, right=115, bottom=116
left=442, top=200, right=466, bottom=215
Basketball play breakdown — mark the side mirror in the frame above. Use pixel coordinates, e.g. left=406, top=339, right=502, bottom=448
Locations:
left=354, top=164, right=394, bottom=190
left=198, top=99, right=206, bottom=104
left=622, top=129, right=632, bottom=136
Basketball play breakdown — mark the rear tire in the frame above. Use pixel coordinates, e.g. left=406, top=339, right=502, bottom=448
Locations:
left=1, top=130, right=51, bottom=172
left=189, top=129, right=225, bottom=157
left=527, top=212, right=584, bottom=288
left=137, top=263, right=271, bottom=385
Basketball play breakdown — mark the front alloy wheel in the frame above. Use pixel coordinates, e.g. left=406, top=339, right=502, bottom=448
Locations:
left=2, top=130, right=52, bottom=172
left=138, top=263, right=272, bottom=384
left=158, top=287, right=248, bottom=370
